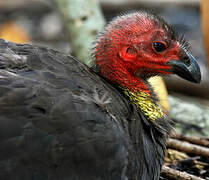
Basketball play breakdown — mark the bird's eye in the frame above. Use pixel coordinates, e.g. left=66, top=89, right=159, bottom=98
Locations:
left=152, top=41, right=167, bottom=53
left=119, top=45, right=137, bottom=61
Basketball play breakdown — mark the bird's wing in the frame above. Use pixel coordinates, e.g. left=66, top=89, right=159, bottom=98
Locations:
left=0, top=39, right=131, bottom=180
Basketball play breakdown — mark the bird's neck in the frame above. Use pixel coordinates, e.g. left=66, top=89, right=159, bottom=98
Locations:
left=104, top=65, right=164, bottom=121
left=100, top=63, right=151, bottom=93
left=97, top=63, right=165, bottom=121
left=123, top=88, right=164, bottom=121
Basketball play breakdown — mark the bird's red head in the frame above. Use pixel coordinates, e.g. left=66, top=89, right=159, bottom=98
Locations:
left=94, top=12, right=201, bottom=93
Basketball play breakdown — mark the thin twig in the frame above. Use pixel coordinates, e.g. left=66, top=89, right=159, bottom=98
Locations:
left=162, top=165, right=205, bottom=180
left=167, top=138, right=209, bottom=157
left=171, top=133, right=209, bottom=147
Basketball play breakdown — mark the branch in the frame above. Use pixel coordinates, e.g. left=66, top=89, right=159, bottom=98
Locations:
left=162, top=165, right=205, bottom=180
left=167, top=138, right=209, bottom=157
left=55, top=0, right=105, bottom=66
left=171, top=133, right=209, bottom=147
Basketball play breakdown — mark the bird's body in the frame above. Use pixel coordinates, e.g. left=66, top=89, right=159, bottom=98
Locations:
left=0, top=40, right=168, bottom=180
left=0, top=12, right=200, bottom=180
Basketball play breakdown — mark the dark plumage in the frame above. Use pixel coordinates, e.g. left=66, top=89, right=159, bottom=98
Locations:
left=0, top=40, right=128, bottom=180
left=0, top=39, right=163, bottom=180
left=0, top=11, right=200, bottom=180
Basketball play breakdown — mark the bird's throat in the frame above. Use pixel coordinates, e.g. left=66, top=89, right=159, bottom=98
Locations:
left=98, top=64, right=164, bottom=121
left=121, top=77, right=165, bottom=121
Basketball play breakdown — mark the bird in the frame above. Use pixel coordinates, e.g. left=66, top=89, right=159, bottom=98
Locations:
left=0, top=11, right=200, bottom=180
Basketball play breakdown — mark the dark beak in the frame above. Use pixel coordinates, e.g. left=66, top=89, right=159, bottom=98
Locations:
left=167, top=51, right=201, bottom=83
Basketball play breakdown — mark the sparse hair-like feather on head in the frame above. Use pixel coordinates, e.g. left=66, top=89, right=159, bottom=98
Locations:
left=92, top=11, right=197, bottom=92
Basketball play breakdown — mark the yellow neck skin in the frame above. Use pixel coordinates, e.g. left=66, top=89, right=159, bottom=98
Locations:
left=123, top=89, right=164, bottom=121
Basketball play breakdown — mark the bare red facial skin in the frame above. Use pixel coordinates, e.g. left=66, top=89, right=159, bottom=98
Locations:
left=94, top=12, right=182, bottom=93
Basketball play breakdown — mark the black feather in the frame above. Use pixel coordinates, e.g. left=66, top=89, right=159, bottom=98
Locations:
left=0, top=38, right=172, bottom=180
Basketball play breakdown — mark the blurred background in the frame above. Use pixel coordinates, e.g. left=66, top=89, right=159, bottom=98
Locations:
left=0, top=0, right=209, bottom=137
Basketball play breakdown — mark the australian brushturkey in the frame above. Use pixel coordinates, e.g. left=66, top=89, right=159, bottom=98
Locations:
left=0, top=12, right=201, bottom=180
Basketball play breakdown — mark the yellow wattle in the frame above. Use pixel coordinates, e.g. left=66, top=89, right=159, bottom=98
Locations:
left=123, top=89, right=164, bottom=121
left=148, top=76, right=170, bottom=112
